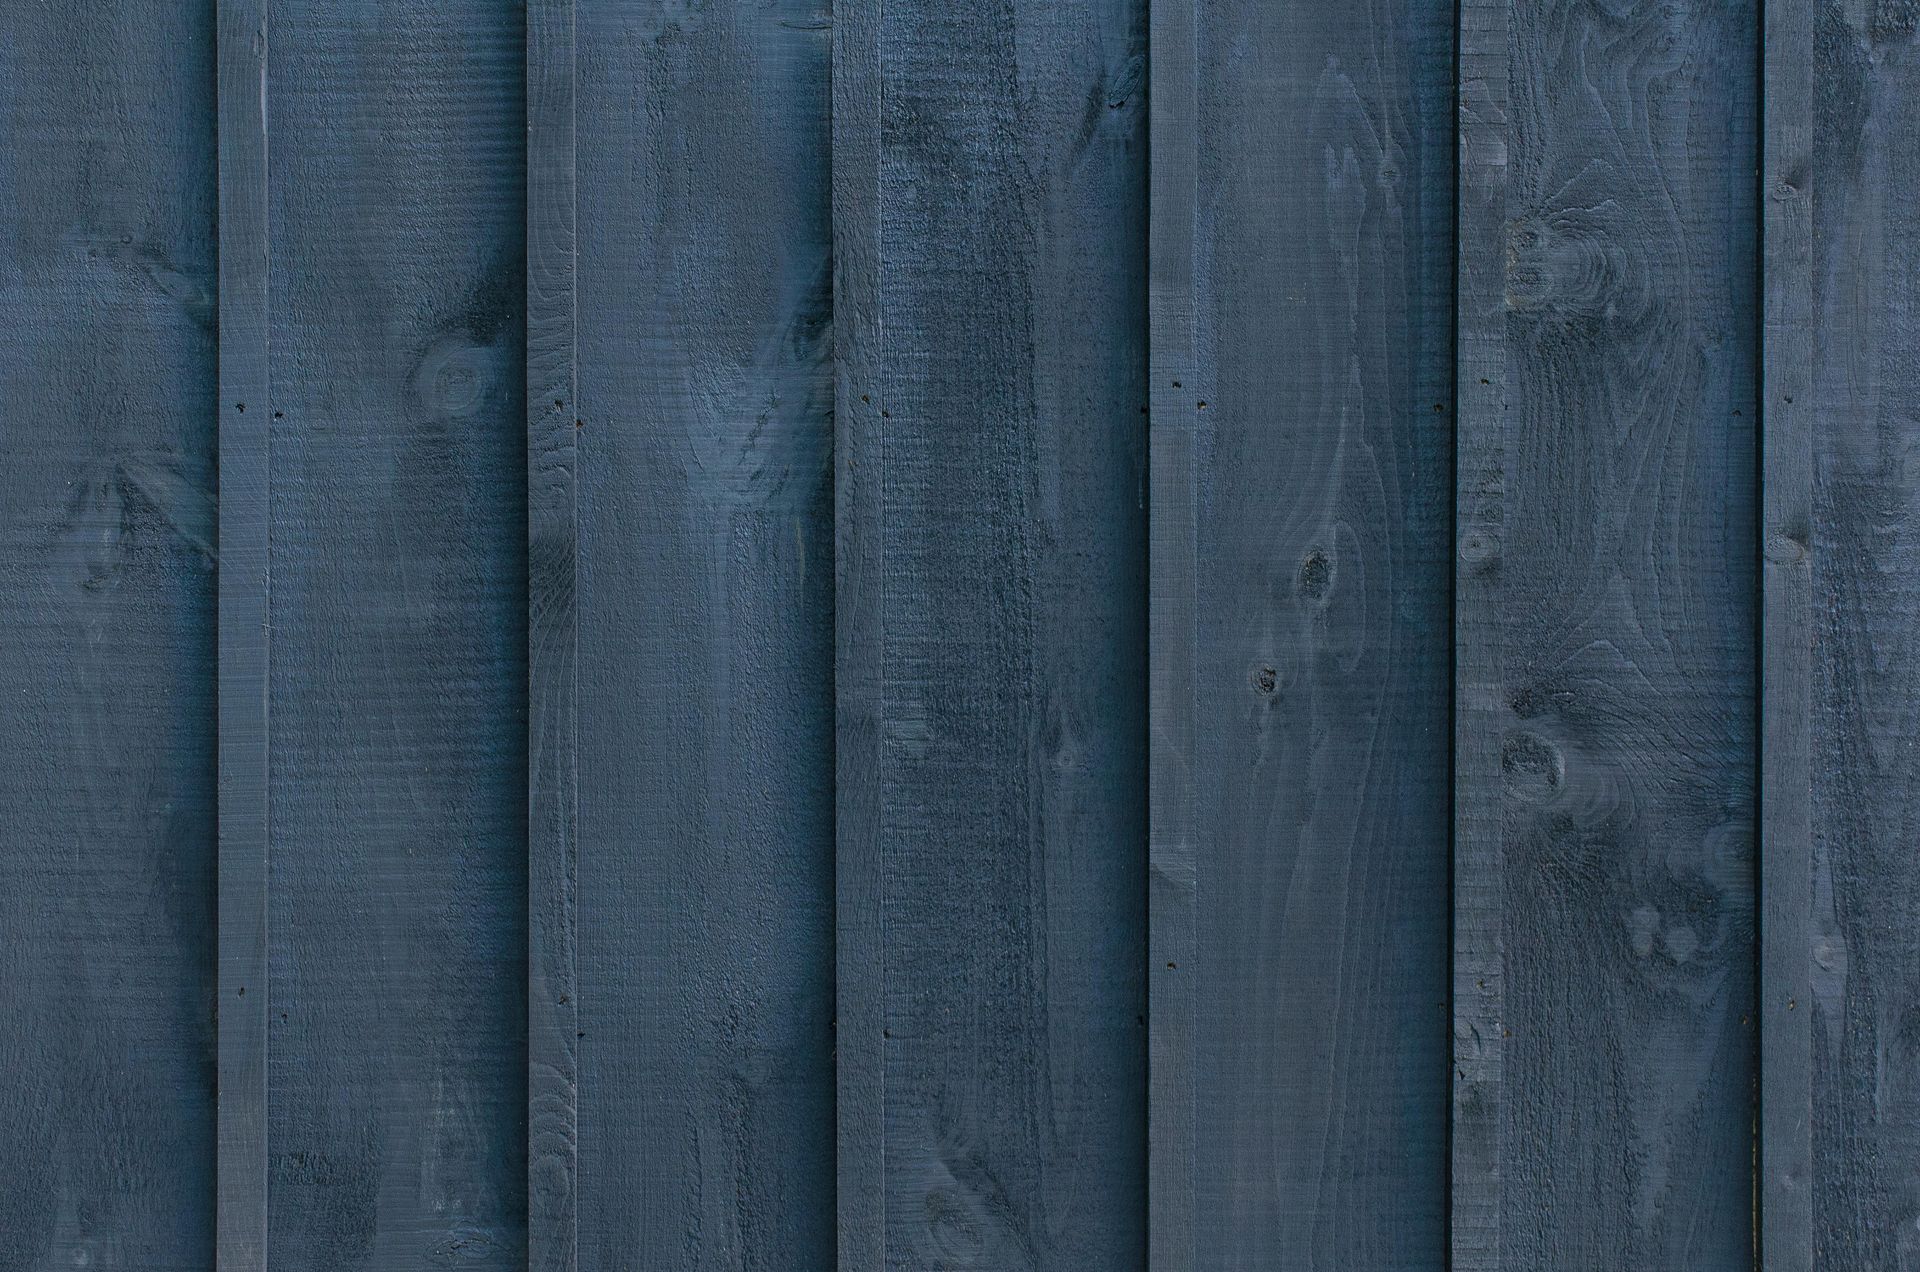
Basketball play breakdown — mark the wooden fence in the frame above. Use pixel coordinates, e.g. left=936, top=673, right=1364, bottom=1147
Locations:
left=0, top=1, right=1906, bottom=1269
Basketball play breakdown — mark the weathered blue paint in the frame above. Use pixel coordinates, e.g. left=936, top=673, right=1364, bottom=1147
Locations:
left=1150, top=2, right=1455, bottom=1267
left=215, top=1, right=270, bottom=1268
left=525, top=2, right=579, bottom=1270
left=568, top=1, right=838, bottom=1266
left=0, top=7, right=218, bottom=1267
left=1767, top=6, right=1920, bottom=1269
left=5, top=6, right=1919, bottom=1268
left=835, top=1, right=1151, bottom=1266
left=1452, top=1, right=1760, bottom=1267
left=259, top=5, right=528, bottom=1265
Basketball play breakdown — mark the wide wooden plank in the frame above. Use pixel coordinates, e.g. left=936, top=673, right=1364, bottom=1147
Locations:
left=0, top=7, right=218, bottom=1267
left=527, top=2, right=578, bottom=1270
left=834, top=1, right=1150, bottom=1266
left=263, top=5, right=528, bottom=1263
left=1152, top=1, right=1456, bottom=1266
left=568, top=1, right=836, bottom=1265
left=1786, top=7, right=1920, bottom=1267
left=1452, top=1, right=1759, bottom=1266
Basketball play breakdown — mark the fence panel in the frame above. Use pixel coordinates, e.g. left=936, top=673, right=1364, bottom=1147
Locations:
left=8, top=4, right=1920, bottom=1268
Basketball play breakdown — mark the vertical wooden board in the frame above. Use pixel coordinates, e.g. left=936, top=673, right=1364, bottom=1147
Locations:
left=217, top=1, right=271, bottom=1268
left=833, top=0, right=887, bottom=1260
left=1758, top=0, right=1811, bottom=1266
left=1454, top=1, right=1760, bottom=1267
left=527, top=2, right=578, bottom=1271
left=0, top=7, right=217, bottom=1267
left=1795, top=6, right=1920, bottom=1267
left=835, top=0, right=1150, bottom=1266
left=1451, top=2, right=1512, bottom=1267
left=569, top=1, right=836, bottom=1265
left=1153, top=0, right=1456, bottom=1266
left=1145, top=0, right=1199, bottom=1262
left=262, top=4, right=528, bottom=1265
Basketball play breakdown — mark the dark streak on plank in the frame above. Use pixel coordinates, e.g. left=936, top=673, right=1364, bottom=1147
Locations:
left=263, top=5, right=528, bottom=1264
left=527, top=2, right=578, bottom=1271
left=218, top=1, right=271, bottom=1269
left=1798, top=6, right=1920, bottom=1268
left=0, top=6, right=219, bottom=1268
left=834, top=0, right=1151, bottom=1266
left=1759, top=0, right=1812, bottom=1265
left=1454, top=1, right=1760, bottom=1266
left=1154, top=2, right=1456, bottom=1266
left=570, top=1, right=836, bottom=1264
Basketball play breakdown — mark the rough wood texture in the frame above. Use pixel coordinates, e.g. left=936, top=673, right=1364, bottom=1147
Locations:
left=834, top=1, right=1150, bottom=1266
left=1152, top=1, right=1456, bottom=1267
left=527, top=3, right=579, bottom=1270
left=1453, top=1, right=1759, bottom=1267
left=1798, top=7, right=1920, bottom=1267
left=832, top=0, right=887, bottom=1261
left=23, top=8, right=1920, bottom=1265
left=1146, top=0, right=1199, bottom=1262
left=0, top=7, right=218, bottom=1267
left=263, top=5, right=528, bottom=1264
left=217, top=1, right=271, bottom=1269
left=1452, top=2, right=1512, bottom=1268
left=1760, top=0, right=1812, bottom=1267
left=569, top=1, right=836, bottom=1265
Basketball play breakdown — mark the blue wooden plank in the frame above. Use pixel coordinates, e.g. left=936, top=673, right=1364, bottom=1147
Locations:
left=1146, top=0, right=1199, bottom=1260
left=835, top=1, right=1150, bottom=1266
left=832, top=0, right=887, bottom=1260
left=1758, top=0, right=1812, bottom=1266
left=1786, top=7, right=1920, bottom=1267
left=0, top=6, right=219, bottom=1267
left=217, top=0, right=271, bottom=1268
left=1452, top=1, right=1760, bottom=1266
left=1451, top=1, right=1512, bottom=1265
left=527, top=3, right=579, bottom=1270
left=261, top=5, right=528, bottom=1263
left=567, top=1, right=836, bottom=1265
left=1153, top=2, right=1456, bottom=1266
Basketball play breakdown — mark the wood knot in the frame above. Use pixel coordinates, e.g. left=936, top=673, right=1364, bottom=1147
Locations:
left=1505, top=211, right=1642, bottom=327
left=1501, top=731, right=1563, bottom=802
left=1298, top=548, right=1332, bottom=600
left=1765, top=531, right=1808, bottom=565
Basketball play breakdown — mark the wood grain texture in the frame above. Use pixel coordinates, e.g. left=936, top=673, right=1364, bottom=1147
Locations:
left=1453, top=1, right=1760, bottom=1267
left=527, top=2, right=578, bottom=1270
left=0, top=6, right=218, bottom=1267
left=570, top=1, right=836, bottom=1266
left=217, top=1, right=271, bottom=1269
left=1153, top=1, right=1456, bottom=1267
left=1760, top=0, right=1812, bottom=1267
left=1452, top=2, right=1512, bottom=1268
left=263, top=5, right=528, bottom=1265
left=832, top=0, right=886, bottom=1259
left=1797, top=6, right=1920, bottom=1267
left=1146, top=0, right=1199, bottom=1262
left=834, top=0, right=1151, bottom=1266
